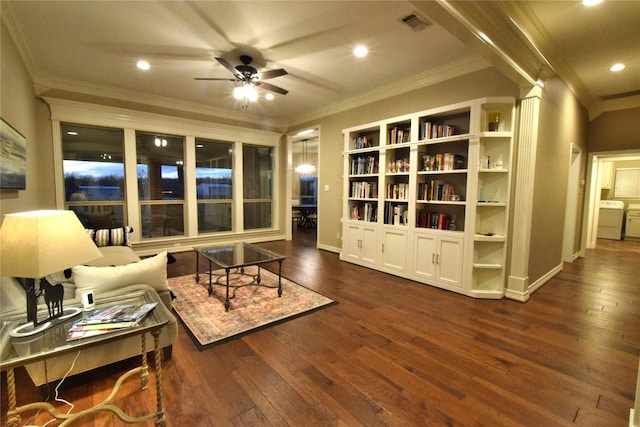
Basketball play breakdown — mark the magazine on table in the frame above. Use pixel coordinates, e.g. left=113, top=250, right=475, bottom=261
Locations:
left=66, top=302, right=158, bottom=341
left=78, top=303, right=158, bottom=324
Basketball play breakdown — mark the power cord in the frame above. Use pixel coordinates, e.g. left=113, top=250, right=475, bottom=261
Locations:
left=23, top=350, right=81, bottom=427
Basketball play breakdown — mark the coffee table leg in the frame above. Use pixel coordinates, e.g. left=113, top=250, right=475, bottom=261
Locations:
left=224, top=268, right=231, bottom=311
left=195, top=251, right=200, bottom=283
left=207, top=259, right=214, bottom=295
left=278, top=259, right=283, bottom=297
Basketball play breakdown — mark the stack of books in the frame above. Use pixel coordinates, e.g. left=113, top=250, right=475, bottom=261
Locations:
left=67, top=303, right=158, bottom=341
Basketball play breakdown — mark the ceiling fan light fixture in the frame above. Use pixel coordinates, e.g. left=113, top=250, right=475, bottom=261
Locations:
left=233, top=83, right=258, bottom=102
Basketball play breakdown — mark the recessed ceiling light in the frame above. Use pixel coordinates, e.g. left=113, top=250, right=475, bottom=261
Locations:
left=265, top=93, right=274, bottom=101
left=67, top=131, right=78, bottom=136
left=583, top=0, right=602, bottom=6
left=136, top=60, right=150, bottom=70
left=354, top=45, right=368, bottom=58
left=610, top=63, right=626, bottom=72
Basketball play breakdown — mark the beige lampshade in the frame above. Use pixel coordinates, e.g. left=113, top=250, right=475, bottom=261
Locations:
left=0, top=210, right=103, bottom=279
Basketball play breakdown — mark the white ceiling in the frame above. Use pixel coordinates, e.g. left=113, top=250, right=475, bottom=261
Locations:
left=3, top=1, right=639, bottom=127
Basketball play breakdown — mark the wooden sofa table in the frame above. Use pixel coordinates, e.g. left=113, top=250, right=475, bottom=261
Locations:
left=0, top=288, right=168, bottom=427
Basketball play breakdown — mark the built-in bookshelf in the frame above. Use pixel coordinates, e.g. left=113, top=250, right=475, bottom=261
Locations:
left=341, top=97, right=515, bottom=298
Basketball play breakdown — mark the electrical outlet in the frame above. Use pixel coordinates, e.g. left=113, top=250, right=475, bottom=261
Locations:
left=336, top=232, right=340, bottom=239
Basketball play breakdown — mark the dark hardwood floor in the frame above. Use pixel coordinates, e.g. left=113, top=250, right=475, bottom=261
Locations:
left=2, top=229, right=639, bottom=426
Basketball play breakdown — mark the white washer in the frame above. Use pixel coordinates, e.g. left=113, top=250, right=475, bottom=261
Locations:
left=597, top=200, right=625, bottom=240
left=626, top=203, right=640, bottom=239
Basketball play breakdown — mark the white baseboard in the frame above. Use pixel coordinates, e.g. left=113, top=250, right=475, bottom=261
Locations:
left=528, top=262, right=563, bottom=295
left=317, top=243, right=340, bottom=253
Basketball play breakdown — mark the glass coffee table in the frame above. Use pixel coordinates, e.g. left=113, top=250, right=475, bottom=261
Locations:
left=195, top=242, right=286, bottom=311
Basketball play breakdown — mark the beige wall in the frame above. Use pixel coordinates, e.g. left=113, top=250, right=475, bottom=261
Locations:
left=589, top=107, right=640, bottom=152
left=529, top=76, right=589, bottom=283
left=294, top=68, right=520, bottom=250
left=0, top=21, right=54, bottom=216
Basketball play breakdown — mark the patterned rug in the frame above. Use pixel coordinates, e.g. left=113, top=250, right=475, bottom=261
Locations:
left=169, top=266, right=336, bottom=350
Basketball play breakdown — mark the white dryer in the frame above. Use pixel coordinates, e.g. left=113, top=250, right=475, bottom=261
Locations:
left=597, top=200, right=625, bottom=240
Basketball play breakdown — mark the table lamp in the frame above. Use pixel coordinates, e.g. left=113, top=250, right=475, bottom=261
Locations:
left=0, top=210, right=103, bottom=337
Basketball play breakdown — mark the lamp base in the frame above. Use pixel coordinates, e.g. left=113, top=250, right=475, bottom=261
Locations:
left=10, top=307, right=83, bottom=338
left=10, top=320, right=51, bottom=338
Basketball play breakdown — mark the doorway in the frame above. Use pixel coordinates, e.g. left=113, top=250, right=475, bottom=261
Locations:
left=286, top=128, right=319, bottom=245
left=562, top=143, right=582, bottom=262
left=582, top=150, right=640, bottom=252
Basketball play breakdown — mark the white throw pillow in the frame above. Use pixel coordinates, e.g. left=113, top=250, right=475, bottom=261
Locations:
left=73, top=251, right=169, bottom=295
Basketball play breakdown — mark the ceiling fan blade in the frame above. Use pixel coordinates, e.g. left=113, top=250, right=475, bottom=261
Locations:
left=215, top=57, right=239, bottom=76
left=256, top=81, right=288, bottom=95
left=194, top=77, right=236, bottom=81
left=259, top=69, right=288, bottom=80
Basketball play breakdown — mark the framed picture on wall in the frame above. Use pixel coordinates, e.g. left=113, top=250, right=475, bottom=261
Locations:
left=0, top=118, right=26, bottom=190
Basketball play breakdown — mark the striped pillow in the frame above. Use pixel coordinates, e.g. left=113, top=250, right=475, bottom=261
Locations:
left=86, top=226, right=133, bottom=247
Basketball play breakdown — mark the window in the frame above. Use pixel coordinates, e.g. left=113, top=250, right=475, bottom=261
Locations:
left=196, top=138, right=233, bottom=233
left=243, top=145, right=273, bottom=229
left=300, top=176, right=318, bottom=205
left=62, top=123, right=125, bottom=229
left=136, top=132, right=185, bottom=238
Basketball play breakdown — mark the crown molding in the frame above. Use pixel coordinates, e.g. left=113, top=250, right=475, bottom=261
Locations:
left=34, top=72, right=289, bottom=131
left=588, top=94, right=640, bottom=121
left=289, top=55, right=490, bottom=126
left=1, top=2, right=38, bottom=78
left=44, top=97, right=282, bottom=145
left=499, top=2, right=595, bottom=111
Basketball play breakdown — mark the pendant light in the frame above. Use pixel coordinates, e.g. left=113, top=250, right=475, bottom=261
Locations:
left=295, top=139, right=316, bottom=175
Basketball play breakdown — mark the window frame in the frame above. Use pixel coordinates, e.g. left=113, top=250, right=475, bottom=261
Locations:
left=49, top=99, right=281, bottom=246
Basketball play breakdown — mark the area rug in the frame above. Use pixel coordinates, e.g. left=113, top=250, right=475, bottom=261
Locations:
left=169, top=266, right=336, bottom=350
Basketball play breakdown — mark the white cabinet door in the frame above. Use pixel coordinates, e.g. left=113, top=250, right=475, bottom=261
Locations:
left=411, top=231, right=436, bottom=281
left=437, top=235, right=463, bottom=288
left=343, top=223, right=363, bottom=262
left=381, top=228, right=407, bottom=272
left=360, top=224, right=379, bottom=265
left=342, top=222, right=379, bottom=265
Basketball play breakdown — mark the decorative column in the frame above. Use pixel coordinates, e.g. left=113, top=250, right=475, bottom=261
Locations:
left=506, top=85, right=542, bottom=302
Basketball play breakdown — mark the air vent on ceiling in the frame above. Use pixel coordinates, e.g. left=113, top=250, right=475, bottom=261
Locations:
left=400, top=12, right=431, bottom=32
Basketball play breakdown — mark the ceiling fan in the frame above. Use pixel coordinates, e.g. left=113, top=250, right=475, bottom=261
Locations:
left=195, top=55, right=288, bottom=95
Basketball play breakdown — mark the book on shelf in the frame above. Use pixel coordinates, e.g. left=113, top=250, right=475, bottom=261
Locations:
left=389, top=126, right=410, bottom=144
left=350, top=155, right=378, bottom=175
left=351, top=181, right=378, bottom=199
left=416, top=211, right=456, bottom=230
left=387, top=183, right=409, bottom=200
left=384, top=202, right=408, bottom=225
left=421, top=153, right=465, bottom=171
left=67, top=302, right=158, bottom=341
left=421, top=122, right=456, bottom=140
left=350, top=202, right=377, bottom=221
left=353, top=135, right=375, bottom=149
